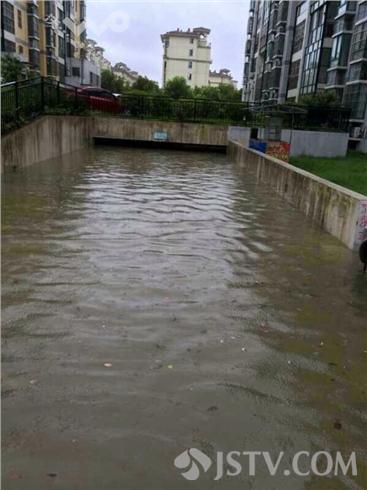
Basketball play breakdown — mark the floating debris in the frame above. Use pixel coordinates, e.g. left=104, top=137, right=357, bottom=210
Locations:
left=8, top=471, right=23, bottom=480
left=167, top=364, right=173, bottom=369
left=104, top=363, right=112, bottom=368
left=333, top=420, right=342, bottom=430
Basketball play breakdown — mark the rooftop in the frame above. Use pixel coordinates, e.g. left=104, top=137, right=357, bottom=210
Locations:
left=210, top=69, right=233, bottom=78
left=161, top=26, right=211, bottom=41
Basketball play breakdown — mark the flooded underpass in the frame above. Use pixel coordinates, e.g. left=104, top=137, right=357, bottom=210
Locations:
left=2, top=147, right=366, bottom=489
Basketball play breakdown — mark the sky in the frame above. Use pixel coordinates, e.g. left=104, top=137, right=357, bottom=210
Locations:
left=86, top=0, right=249, bottom=87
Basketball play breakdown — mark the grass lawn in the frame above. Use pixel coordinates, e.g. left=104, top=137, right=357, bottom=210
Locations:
left=290, top=151, right=367, bottom=196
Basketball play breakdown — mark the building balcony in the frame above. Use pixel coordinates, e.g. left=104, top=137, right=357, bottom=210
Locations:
left=327, top=68, right=347, bottom=86
left=333, top=17, right=354, bottom=34
left=245, top=39, right=252, bottom=56
left=337, top=1, right=357, bottom=17
left=198, top=40, right=209, bottom=48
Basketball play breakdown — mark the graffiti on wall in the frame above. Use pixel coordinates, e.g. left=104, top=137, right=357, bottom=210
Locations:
left=249, top=139, right=290, bottom=162
left=266, top=141, right=290, bottom=162
left=356, top=201, right=367, bottom=244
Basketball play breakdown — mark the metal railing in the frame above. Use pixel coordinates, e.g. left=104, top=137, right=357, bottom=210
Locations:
left=119, top=93, right=249, bottom=123
left=1, top=77, right=249, bottom=133
left=1, top=77, right=351, bottom=134
left=1, top=77, right=86, bottom=133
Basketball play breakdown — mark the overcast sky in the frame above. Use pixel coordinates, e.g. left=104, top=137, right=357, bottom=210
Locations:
left=86, top=0, right=249, bottom=86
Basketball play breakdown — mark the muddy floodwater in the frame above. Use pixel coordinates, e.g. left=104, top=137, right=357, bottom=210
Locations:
left=2, top=147, right=367, bottom=489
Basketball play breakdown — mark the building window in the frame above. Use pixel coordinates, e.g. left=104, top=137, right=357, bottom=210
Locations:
left=188, top=73, right=192, bottom=80
left=3, top=2, right=15, bottom=34
left=3, top=39, right=16, bottom=53
left=300, top=3, right=328, bottom=94
left=58, top=62, right=65, bottom=82
left=27, top=15, right=39, bottom=38
left=330, top=33, right=351, bottom=67
left=296, top=1, right=307, bottom=18
left=188, top=61, right=192, bottom=68
left=344, top=83, right=367, bottom=119
left=17, top=9, right=22, bottom=28
left=45, top=1, right=56, bottom=16
left=356, top=1, right=367, bottom=21
left=72, top=66, right=80, bottom=77
left=350, top=21, right=367, bottom=61
left=293, top=20, right=305, bottom=52
left=288, top=59, right=300, bottom=90
left=18, top=45, right=23, bottom=54
left=189, top=49, right=193, bottom=56
left=47, top=58, right=57, bottom=76
left=58, top=35, right=65, bottom=58
left=29, top=49, right=40, bottom=68
left=347, top=61, right=367, bottom=82
left=45, top=27, right=56, bottom=47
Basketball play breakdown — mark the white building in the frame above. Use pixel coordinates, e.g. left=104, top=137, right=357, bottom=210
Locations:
left=161, top=27, right=212, bottom=87
left=113, top=62, right=139, bottom=86
left=209, top=69, right=238, bottom=88
left=85, top=39, right=112, bottom=73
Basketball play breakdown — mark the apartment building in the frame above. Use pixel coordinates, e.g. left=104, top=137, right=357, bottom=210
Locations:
left=242, top=0, right=367, bottom=139
left=1, top=0, right=99, bottom=86
left=161, top=27, right=212, bottom=87
left=113, top=62, right=139, bottom=86
left=209, top=68, right=238, bottom=88
left=86, top=39, right=112, bottom=73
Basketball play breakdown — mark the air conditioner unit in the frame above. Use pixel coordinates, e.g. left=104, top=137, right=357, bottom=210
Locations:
left=352, top=126, right=361, bottom=138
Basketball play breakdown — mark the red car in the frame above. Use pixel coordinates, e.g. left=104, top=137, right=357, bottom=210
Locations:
left=77, top=86, right=121, bottom=113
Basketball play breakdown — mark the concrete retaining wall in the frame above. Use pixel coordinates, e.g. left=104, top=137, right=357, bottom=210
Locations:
left=1, top=116, right=228, bottom=170
left=281, top=129, right=349, bottom=157
left=93, top=118, right=228, bottom=147
left=227, top=126, right=251, bottom=147
left=227, top=139, right=367, bottom=250
left=1, top=116, right=93, bottom=170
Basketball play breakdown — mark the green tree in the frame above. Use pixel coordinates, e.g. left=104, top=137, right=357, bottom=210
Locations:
left=193, top=84, right=241, bottom=102
left=132, top=76, right=159, bottom=93
left=217, top=84, right=242, bottom=102
left=299, top=90, right=340, bottom=107
left=114, top=77, right=126, bottom=94
left=164, top=76, right=192, bottom=99
left=1, top=55, right=28, bottom=83
left=193, top=86, right=220, bottom=100
left=101, top=69, right=115, bottom=91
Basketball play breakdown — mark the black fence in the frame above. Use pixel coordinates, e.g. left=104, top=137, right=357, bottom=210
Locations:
left=248, top=103, right=351, bottom=132
left=1, top=77, right=87, bottom=133
left=1, top=77, right=351, bottom=134
left=1, top=77, right=249, bottom=133
left=119, top=93, right=249, bottom=123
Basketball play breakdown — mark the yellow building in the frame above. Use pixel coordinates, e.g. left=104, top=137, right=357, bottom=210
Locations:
left=1, top=0, right=99, bottom=85
left=161, top=27, right=212, bottom=88
left=209, top=69, right=238, bottom=89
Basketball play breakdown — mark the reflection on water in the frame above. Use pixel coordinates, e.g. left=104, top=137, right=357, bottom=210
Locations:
left=2, top=147, right=366, bottom=489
